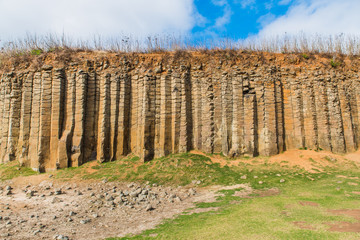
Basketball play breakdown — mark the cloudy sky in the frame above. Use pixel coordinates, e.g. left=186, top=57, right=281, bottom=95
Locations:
left=0, top=0, right=359, bottom=43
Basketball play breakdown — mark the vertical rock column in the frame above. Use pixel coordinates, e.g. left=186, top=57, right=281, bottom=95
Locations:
left=18, top=72, right=33, bottom=166
left=171, top=70, right=181, bottom=153
left=327, top=77, right=346, bottom=153
left=192, top=72, right=203, bottom=150
left=275, top=79, right=285, bottom=153
left=49, top=69, right=65, bottom=170
left=262, top=76, right=279, bottom=156
left=57, top=71, right=76, bottom=169
left=29, top=72, right=42, bottom=170
left=243, top=93, right=258, bottom=156
left=109, top=74, right=120, bottom=161
left=0, top=74, right=4, bottom=163
left=142, top=74, right=156, bottom=161
left=220, top=73, right=230, bottom=156
left=6, top=74, right=22, bottom=163
left=302, top=78, right=318, bottom=149
left=69, top=70, right=88, bottom=166
left=291, top=78, right=305, bottom=149
left=153, top=73, right=161, bottom=158
left=97, top=73, right=111, bottom=162
left=83, top=69, right=98, bottom=162
left=38, top=66, right=53, bottom=171
left=348, top=79, right=360, bottom=148
left=179, top=67, right=192, bottom=153
left=115, top=73, right=131, bottom=159
left=158, top=72, right=172, bottom=157
left=202, top=76, right=215, bottom=153
left=229, top=72, right=242, bottom=157
left=314, top=76, right=332, bottom=151
left=338, top=80, right=357, bottom=152
left=0, top=74, right=12, bottom=163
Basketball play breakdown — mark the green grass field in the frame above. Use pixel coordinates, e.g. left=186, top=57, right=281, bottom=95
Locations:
left=0, top=152, right=359, bottom=239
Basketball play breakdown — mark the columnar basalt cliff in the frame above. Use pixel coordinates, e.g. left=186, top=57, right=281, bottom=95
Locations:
left=0, top=51, right=359, bottom=172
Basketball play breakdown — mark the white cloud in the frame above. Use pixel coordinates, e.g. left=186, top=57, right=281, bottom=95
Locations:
left=210, top=0, right=232, bottom=29
left=258, top=0, right=360, bottom=37
left=214, top=5, right=233, bottom=29
left=278, top=0, right=292, bottom=5
left=0, top=0, right=200, bottom=41
left=234, top=0, right=256, bottom=9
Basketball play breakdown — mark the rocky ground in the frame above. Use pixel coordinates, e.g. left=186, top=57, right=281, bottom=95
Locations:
left=0, top=178, right=214, bottom=240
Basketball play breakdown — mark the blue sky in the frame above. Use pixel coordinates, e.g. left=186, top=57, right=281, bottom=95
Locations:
left=192, top=0, right=292, bottom=39
left=0, top=0, right=359, bottom=44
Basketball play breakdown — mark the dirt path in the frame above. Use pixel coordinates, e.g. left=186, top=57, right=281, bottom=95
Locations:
left=0, top=178, right=251, bottom=240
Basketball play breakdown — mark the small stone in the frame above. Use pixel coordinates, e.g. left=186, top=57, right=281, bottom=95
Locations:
left=189, top=188, right=196, bottom=195
left=69, top=211, right=77, bottom=216
left=33, top=230, right=41, bottom=235
left=276, top=174, right=282, bottom=177
left=280, top=179, right=285, bottom=183
left=106, top=196, right=114, bottom=201
left=254, top=176, right=258, bottom=179
left=240, top=175, right=247, bottom=180
left=102, top=179, right=108, bottom=183
left=5, top=186, right=12, bottom=191
left=258, top=181, right=263, bottom=184
left=52, top=197, right=63, bottom=203
left=56, top=235, right=69, bottom=240
left=146, top=204, right=154, bottom=211
left=80, top=219, right=91, bottom=224
left=55, top=189, right=62, bottom=195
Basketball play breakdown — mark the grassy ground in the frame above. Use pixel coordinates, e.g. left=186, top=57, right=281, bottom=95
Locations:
left=0, top=152, right=359, bottom=239
left=106, top=165, right=360, bottom=240
left=0, top=161, right=38, bottom=181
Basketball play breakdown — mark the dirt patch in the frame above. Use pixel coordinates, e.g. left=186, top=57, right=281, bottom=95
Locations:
left=324, top=209, right=360, bottom=233
left=293, top=221, right=315, bottom=230
left=191, top=149, right=360, bottom=172
left=328, top=209, right=360, bottom=221
left=336, top=175, right=359, bottom=180
left=185, top=207, right=220, bottom=215
left=325, top=222, right=360, bottom=232
left=233, top=187, right=279, bottom=198
left=0, top=180, right=208, bottom=240
left=299, top=201, right=319, bottom=207
left=344, top=150, right=360, bottom=164
left=269, top=150, right=358, bottom=173
left=256, top=188, right=280, bottom=197
left=0, top=180, right=249, bottom=240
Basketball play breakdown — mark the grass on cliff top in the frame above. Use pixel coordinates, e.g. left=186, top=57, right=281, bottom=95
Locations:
left=0, top=161, right=38, bottom=181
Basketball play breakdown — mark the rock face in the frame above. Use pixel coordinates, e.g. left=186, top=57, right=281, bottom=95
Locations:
left=0, top=52, right=359, bottom=171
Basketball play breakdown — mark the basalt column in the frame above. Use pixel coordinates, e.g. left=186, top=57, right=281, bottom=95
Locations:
left=0, top=54, right=360, bottom=171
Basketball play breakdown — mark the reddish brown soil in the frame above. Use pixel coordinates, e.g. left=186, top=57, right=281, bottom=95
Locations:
left=299, top=201, right=319, bottom=207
